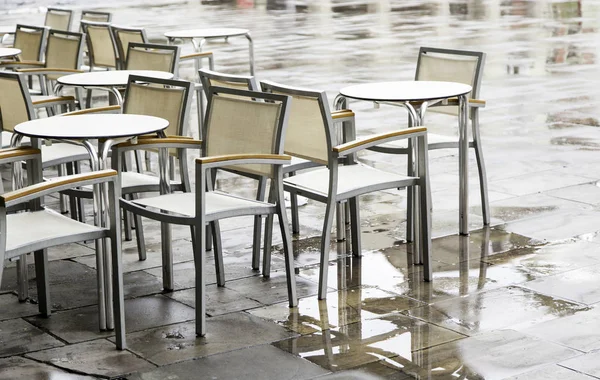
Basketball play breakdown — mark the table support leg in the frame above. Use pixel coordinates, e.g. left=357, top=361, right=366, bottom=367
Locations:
left=245, top=33, right=254, bottom=75
left=99, top=140, right=115, bottom=330
left=458, top=94, right=469, bottom=235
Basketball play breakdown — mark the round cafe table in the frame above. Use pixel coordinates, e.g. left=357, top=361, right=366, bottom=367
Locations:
left=55, top=70, right=174, bottom=106
left=335, top=81, right=472, bottom=259
left=0, top=47, right=20, bottom=59
left=14, top=114, right=169, bottom=332
left=165, top=28, right=254, bottom=75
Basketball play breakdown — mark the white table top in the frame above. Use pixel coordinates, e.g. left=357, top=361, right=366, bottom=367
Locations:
left=339, top=81, right=472, bottom=102
left=57, top=70, right=174, bottom=87
left=0, top=48, right=20, bottom=58
left=15, top=114, right=169, bottom=140
left=164, top=28, right=249, bottom=39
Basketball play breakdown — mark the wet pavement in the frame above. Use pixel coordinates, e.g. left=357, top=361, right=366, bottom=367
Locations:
left=3, top=0, right=600, bottom=379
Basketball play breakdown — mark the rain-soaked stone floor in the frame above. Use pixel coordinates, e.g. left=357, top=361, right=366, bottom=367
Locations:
left=3, top=0, right=600, bottom=379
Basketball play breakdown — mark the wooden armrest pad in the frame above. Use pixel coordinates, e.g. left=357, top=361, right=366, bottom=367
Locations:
left=2, top=170, right=116, bottom=202
left=32, top=95, right=75, bottom=105
left=331, top=109, right=355, bottom=119
left=181, top=52, right=214, bottom=59
left=0, top=60, right=44, bottom=67
left=62, top=105, right=121, bottom=116
left=17, top=68, right=83, bottom=74
left=333, top=127, right=427, bottom=153
left=197, top=153, right=290, bottom=165
left=0, top=147, right=40, bottom=161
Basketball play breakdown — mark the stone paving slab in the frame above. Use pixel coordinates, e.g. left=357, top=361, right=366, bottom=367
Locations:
left=0, top=318, right=64, bottom=357
left=0, top=356, right=100, bottom=380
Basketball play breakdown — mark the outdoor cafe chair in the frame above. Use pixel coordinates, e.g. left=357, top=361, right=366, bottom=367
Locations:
left=119, top=86, right=297, bottom=336
left=45, top=7, right=73, bottom=31
left=12, top=29, right=85, bottom=115
left=373, top=47, right=489, bottom=233
left=0, top=24, right=48, bottom=77
left=80, top=9, right=112, bottom=24
left=0, top=147, right=125, bottom=349
left=124, top=42, right=180, bottom=74
left=260, top=80, right=432, bottom=300
left=61, top=75, right=195, bottom=267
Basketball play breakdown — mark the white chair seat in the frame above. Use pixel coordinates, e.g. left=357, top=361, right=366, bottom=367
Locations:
left=133, top=191, right=274, bottom=220
left=283, top=155, right=320, bottom=173
left=41, top=143, right=90, bottom=166
left=6, top=208, right=104, bottom=256
left=284, top=163, right=417, bottom=200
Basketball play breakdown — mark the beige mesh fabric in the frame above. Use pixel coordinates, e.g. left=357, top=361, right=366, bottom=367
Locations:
left=87, top=25, right=116, bottom=68
left=206, top=95, right=282, bottom=177
left=274, top=92, right=329, bottom=165
left=45, top=11, right=70, bottom=31
left=125, top=83, right=185, bottom=137
left=0, top=77, right=30, bottom=132
left=115, top=30, right=144, bottom=61
left=14, top=29, right=44, bottom=61
left=81, top=12, right=111, bottom=23
left=416, top=53, right=478, bottom=116
left=126, top=48, right=174, bottom=72
left=45, top=34, right=81, bottom=80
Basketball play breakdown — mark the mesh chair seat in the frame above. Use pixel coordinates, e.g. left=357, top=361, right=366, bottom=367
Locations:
left=75, top=172, right=179, bottom=194
left=41, top=143, right=90, bottom=166
left=133, top=192, right=275, bottom=221
left=6, top=208, right=105, bottom=256
left=284, top=155, right=320, bottom=173
left=284, top=163, right=417, bottom=200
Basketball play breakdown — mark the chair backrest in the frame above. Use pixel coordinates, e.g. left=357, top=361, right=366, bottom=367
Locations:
left=44, top=29, right=85, bottom=80
left=0, top=72, right=34, bottom=136
left=111, top=25, right=147, bottom=66
left=260, top=81, right=335, bottom=166
left=13, top=24, right=48, bottom=62
left=45, top=8, right=73, bottom=31
left=81, top=21, right=118, bottom=69
left=415, top=47, right=485, bottom=116
left=199, top=68, right=259, bottom=96
left=80, top=10, right=112, bottom=23
left=123, top=75, right=193, bottom=137
left=204, top=86, right=290, bottom=178
left=125, top=43, right=179, bottom=75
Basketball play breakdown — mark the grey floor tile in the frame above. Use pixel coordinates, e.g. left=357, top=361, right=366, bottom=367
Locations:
left=560, top=351, right=600, bottom=378
left=25, top=339, right=154, bottom=378
left=524, top=264, right=600, bottom=305
left=116, top=312, right=297, bottom=366
left=0, top=356, right=99, bottom=380
left=226, top=271, right=321, bottom=305
left=0, top=318, right=64, bottom=357
left=127, top=344, right=328, bottom=380
left=0, top=293, right=40, bottom=321
left=503, top=364, right=596, bottom=380
left=26, top=295, right=195, bottom=344
left=164, top=285, right=262, bottom=315
left=404, top=286, right=588, bottom=336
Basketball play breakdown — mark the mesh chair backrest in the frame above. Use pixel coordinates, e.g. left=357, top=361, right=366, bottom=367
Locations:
left=0, top=74, right=32, bottom=132
left=124, top=83, right=186, bottom=137
left=199, top=69, right=259, bottom=99
left=126, top=46, right=175, bottom=73
left=205, top=93, right=283, bottom=177
left=14, top=26, right=45, bottom=61
left=85, top=23, right=117, bottom=68
left=45, top=8, right=72, bottom=31
left=266, top=87, right=330, bottom=165
left=81, top=11, right=112, bottom=23
left=114, top=28, right=145, bottom=62
left=416, top=49, right=483, bottom=116
left=45, top=31, right=83, bottom=80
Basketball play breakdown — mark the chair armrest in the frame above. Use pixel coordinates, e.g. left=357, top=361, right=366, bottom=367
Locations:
left=1, top=170, right=117, bottom=207
left=0, top=147, right=40, bottom=165
left=62, top=105, right=121, bottom=116
left=16, top=68, right=84, bottom=76
left=180, top=51, right=214, bottom=60
left=442, top=97, right=486, bottom=108
left=331, top=109, right=355, bottom=120
left=114, top=137, right=202, bottom=152
left=333, top=127, right=427, bottom=156
left=196, top=153, right=291, bottom=170
left=0, top=60, right=44, bottom=68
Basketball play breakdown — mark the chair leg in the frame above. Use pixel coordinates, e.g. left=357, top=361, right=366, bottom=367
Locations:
left=74, top=162, right=86, bottom=223
left=472, top=111, right=490, bottom=225
left=34, top=250, right=51, bottom=317
left=406, top=138, right=415, bottom=243
left=161, top=222, right=174, bottom=291
left=85, top=89, right=93, bottom=109
left=252, top=177, right=267, bottom=271
left=58, top=165, right=68, bottom=214
left=263, top=214, right=274, bottom=278
left=193, top=222, right=207, bottom=337
left=318, top=199, right=336, bottom=300
left=288, top=173, right=300, bottom=235
left=349, top=197, right=361, bottom=257
left=123, top=195, right=133, bottom=242
left=110, top=233, right=126, bottom=349
left=17, top=255, right=29, bottom=302
left=276, top=187, right=297, bottom=308
left=211, top=221, right=225, bottom=287
left=133, top=205, right=146, bottom=261
left=419, top=181, right=432, bottom=281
